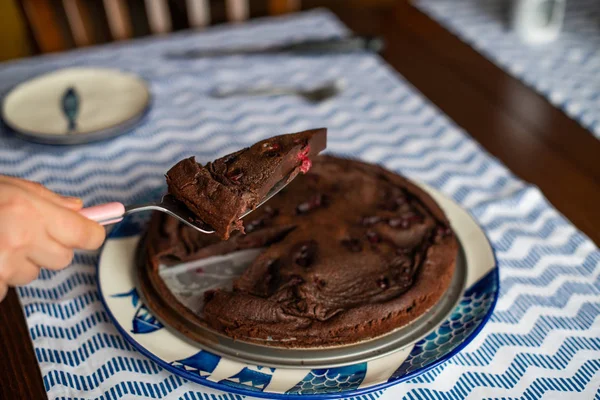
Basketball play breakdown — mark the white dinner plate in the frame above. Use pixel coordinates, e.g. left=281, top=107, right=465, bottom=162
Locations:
left=97, top=184, right=498, bottom=399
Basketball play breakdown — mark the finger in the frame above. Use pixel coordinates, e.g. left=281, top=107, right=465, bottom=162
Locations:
left=9, top=258, right=39, bottom=286
left=0, top=176, right=83, bottom=210
left=0, top=248, right=39, bottom=286
left=60, top=198, right=84, bottom=211
left=28, top=233, right=74, bottom=270
left=0, top=281, right=7, bottom=303
left=45, top=202, right=106, bottom=250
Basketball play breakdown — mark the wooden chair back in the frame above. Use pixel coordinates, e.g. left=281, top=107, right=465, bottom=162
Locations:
left=17, top=0, right=302, bottom=54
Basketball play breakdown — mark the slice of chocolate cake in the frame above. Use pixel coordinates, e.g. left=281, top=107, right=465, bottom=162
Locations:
left=166, top=128, right=327, bottom=239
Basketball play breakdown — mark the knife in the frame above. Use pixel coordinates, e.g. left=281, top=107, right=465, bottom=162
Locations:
left=164, top=35, right=384, bottom=59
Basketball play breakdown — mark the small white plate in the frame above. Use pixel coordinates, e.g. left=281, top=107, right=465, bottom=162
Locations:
left=97, top=184, right=498, bottom=398
left=1, top=67, right=150, bottom=145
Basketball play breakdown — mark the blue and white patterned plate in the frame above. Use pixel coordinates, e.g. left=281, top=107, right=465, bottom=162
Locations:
left=97, top=184, right=498, bottom=399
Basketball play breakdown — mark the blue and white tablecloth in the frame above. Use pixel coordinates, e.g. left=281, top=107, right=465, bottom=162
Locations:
left=413, top=0, right=600, bottom=140
left=1, top=9, right=599, bottom=399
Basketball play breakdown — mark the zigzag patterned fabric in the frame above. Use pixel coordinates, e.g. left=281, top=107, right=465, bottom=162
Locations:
left=1, top=9, right=599, bottom=399
left=413, top=0, right=600, bottom=140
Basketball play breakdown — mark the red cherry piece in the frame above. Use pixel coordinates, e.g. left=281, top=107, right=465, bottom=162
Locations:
left=296, top=194, right=327, bottom=215
left=245, top=207, right=279, bottom=233
left=261, top=142, right=281, bottom=157
left=396, top=247, right=411, bottom=255
left=389, top=212, right=423, bottom=229
left=376, top=277, right=390, bottom=290
left=288, top=275, right=305, bottom=286
left=226, top=168, right=243, bottom=182
left=313, top=277, right=327, bottom=288
left=436, top=226, right=452, bottom=236
left=388, top=218, right=407, bottom=229
left=293, top=241, right=318, bottom=268
left=379, top=196, right=406, bottom=211
left=297, top=145, right=312, bottom=173
left=366, top=231, right=380, bottom=244
left=361, top=216, right=382, bottom=226
left=245, top=218, right=264, bottom=233
left=262, top=142, right=280, bottom=151
left=406, top=214, right=423, bottom=224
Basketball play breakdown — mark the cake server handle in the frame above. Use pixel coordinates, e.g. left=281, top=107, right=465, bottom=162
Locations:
left=80, top=202, right=126, bottom=225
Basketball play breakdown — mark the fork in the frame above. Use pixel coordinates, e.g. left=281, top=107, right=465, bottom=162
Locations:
left=79, top=172, right=293, bottom=234
left=210, top=80, right=344, bottom=103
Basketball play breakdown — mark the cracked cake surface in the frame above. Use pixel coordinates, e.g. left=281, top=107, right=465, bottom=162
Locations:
left=143, top=155, right=458, bottom=348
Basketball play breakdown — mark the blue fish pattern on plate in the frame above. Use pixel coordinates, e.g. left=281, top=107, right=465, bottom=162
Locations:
left=286, top=364, right=368, bottom=395
left=219, top=367, right=274, bottom=392
left=132, top=303, right=163, bottom=334
left=172, top=351, right=221, bottom=378
left=61, top=86, right=79, bottom=133
left=111, top=288, right=164, bottom=334
left=111, top=288, right=139, bottom=307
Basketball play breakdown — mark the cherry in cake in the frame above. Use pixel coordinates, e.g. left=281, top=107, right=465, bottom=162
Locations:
left=165, top=128, right=327, bottom=239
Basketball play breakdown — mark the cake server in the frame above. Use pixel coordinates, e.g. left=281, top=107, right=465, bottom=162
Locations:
left=79, top=172, right=293, bottom=234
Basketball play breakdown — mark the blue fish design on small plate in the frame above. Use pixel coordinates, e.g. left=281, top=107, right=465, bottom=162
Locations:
left=61, top=86, right=79, bottom=133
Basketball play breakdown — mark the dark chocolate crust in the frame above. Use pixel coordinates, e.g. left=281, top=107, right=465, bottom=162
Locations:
left=166, top=128, right=327, bottom=239
left=143, top=155, right=457, bottom=348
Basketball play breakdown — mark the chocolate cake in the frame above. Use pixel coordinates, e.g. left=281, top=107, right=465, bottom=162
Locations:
left=142, top=156, right=458, bottom=348
left=166, top=128, right=327, bottom=239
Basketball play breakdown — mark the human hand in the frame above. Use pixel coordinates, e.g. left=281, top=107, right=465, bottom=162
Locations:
left=0, top=176, right=106, bottom=302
